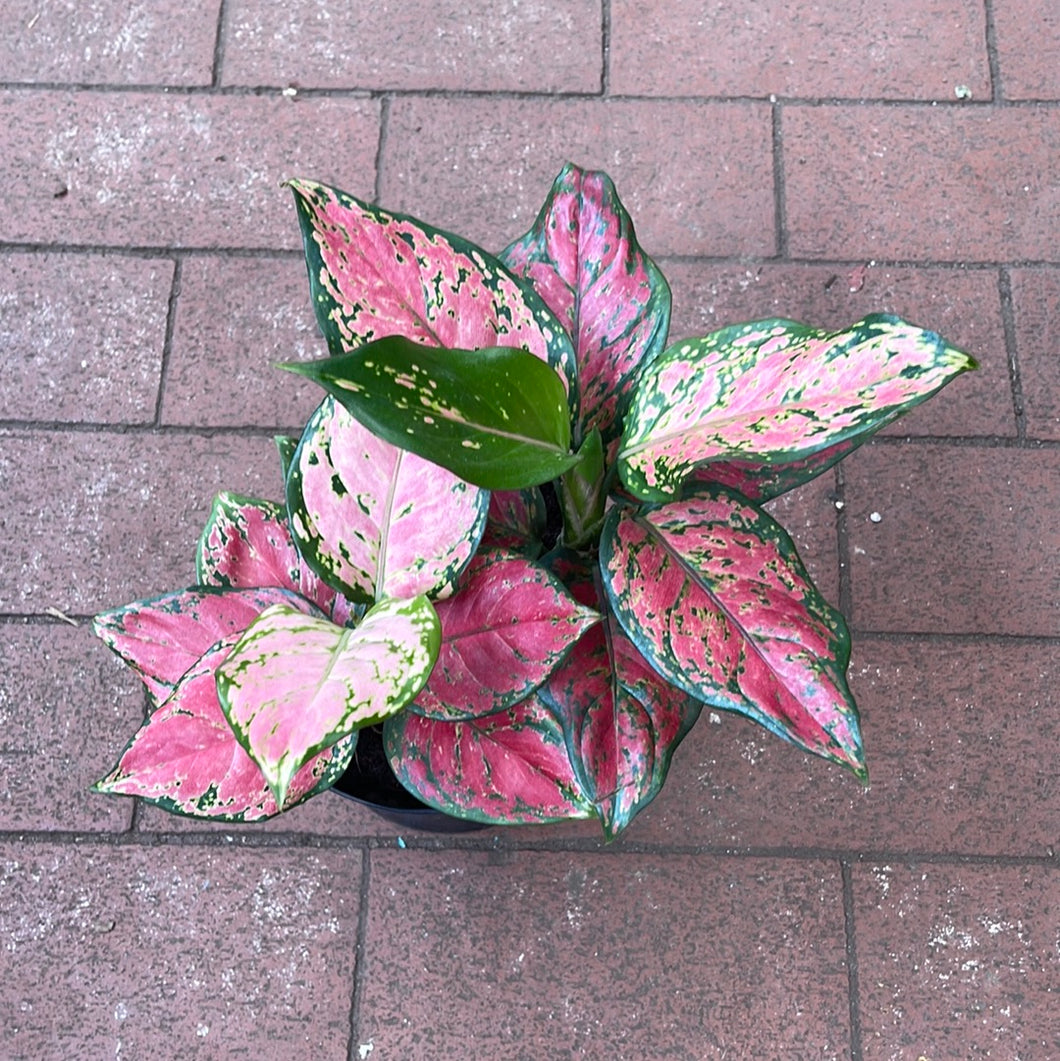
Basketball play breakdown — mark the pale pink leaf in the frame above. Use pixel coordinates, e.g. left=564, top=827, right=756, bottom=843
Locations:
left=287, top=397, right=488, bottom=603
left=92, top=586, right=320, bottom=704
left=93, top=636, right=356, bottom=821
left=216, top=597, right=440, bottom=807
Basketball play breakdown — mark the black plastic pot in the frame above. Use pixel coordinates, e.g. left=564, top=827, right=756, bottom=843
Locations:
left=330, top=724, right=487, bottom=833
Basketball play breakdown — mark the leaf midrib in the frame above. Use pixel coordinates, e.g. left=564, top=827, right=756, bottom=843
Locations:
left=635, top=512, right=834, bottom=741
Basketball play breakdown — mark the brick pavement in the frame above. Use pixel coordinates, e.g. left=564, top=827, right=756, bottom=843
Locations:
left=0, top=2, right=1057, bottom=1058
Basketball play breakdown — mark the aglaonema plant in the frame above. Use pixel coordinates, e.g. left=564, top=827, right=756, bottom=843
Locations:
left=93, top=163, right=976, bottom=837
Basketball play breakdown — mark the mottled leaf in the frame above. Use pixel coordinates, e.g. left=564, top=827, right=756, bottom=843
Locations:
left=285, top=177, right=577, bottom=405
left=384, top=696, right=594, bottom=825
left=286, top=397, right=488, bottom=603
left=500, top=162, right=671, bottom=443
left=482, top=487, right=547, bottom=554
left=94, top=636, right=356, bottom=820
left=216, top=596, right=440, bottom=807
left=599, top=486, right=865, bottom=776
left=691, top=437, right=860, bottom=503
left=411, top=548, right=599, bottom=721
left=538, top=553, right=700, bottom=837
left=619, top=314, right=977, bottom=501
left=197, top=491, right=359, bottom=626
left=93, top=586, right=319, bottom=704
left=285, top=335, right=578, bottom=491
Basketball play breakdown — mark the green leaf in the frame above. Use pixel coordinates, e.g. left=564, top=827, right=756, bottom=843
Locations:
left=274, top=435, right=298, bottom=481
left=282, top=335, right=579, bottom=490
left=216, top=597, right=440, bottom=808
left=559, top=427, right=606, bottom=548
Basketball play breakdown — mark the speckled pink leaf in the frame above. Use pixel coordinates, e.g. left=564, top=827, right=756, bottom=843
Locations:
left=691, top=438, right=860, bottom=503
left=500, top=163, right=671, bottom=444
left=92, top=586, right=319, bottom=704
left=286, top=397, right=488, bottom=603
left=384, top=695, right=593, bottom=825
left=286, top=177, right=577, bottom=403
left=410, top=548, right=598, bottom=721
left=482, top=488, right=548, bottom=553
left=600, top=486, right=865, bottom=776
left=619, top=314, right=976, bottom=501
left=93, top=636, right=356, bottom=821
left=197, top=491, right=359, bottom=626
left=216, top=597, right=440, bottom=807
left=538, top=552, right=700, bottom=837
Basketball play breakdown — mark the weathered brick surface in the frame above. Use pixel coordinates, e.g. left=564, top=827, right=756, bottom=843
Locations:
left=664, top=261, right=1014, bottom=437
left=0, top=92, right=379, bottom=249
left=0, top=430, right=283, bottom=615
left=844, top=444, right=1060, bottom=636
left=161, top=255, right=327, bottom=428
left=221, top=0, right=601, bottom=92
left=1010, top=267, right=1060, bottom=440
left=0, top=1, right=221, bottom=85
left=0, top=623, right=142, bottom=832
left=360, top=850, right=851, bottom=1058
left=0, top=843, right=361, bottom=1059
left=632, top=639, right=1060, bottom=857
left=0, top=252, right=172, bottom=424
left=993, top=0, right=1060, bottom=99
left=853, top=863, right=1060, bottom=1057
left=611, top=0, right=990, bottom=100
left=381, top=98, right=775, bottom=256
left=783, top=105, right=1060, bottom=262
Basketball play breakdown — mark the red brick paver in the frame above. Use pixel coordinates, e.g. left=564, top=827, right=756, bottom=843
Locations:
left=360, top=850, right=851, bottom=1058
left=1, top=4, right=1057, bottom=1060
left=610, top=0, right=990, bottom=101
left=0, top=2, right=221, bottom=86
left=853, top=863, right=1060, bottom=1057
left=220, top=0, right=603, bottom=93
left=0, top=844, right=362, bottom=1059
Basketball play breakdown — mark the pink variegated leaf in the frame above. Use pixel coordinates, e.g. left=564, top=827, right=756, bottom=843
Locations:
left=691, top=437, right=860, bottom=503
left=93, top=636, right=356, bottom=820
left=538, top=551, right=700, bottom=837
left=618, top=314, right=977, bottom=501
left=384, top=695, right=594, bottom=825
left=216, top=596, right=440, bottom=807
left=600, top=485, right=866, bottom=777
left=411, top=548, right=598, bottom=722
left=92, top=586, right=319, bottom=704
left=482, top=488, right=548, bottom=553
left=285, top=177, right=577, bottom=406
left=197, top=491, right=359, bottom=626
left=286, top=397, right=488, bottom=603
left=500, top=163, right=671, bottom=444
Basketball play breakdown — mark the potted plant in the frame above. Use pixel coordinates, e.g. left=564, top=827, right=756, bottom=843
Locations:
left=92, top=164, right=975, bottom=837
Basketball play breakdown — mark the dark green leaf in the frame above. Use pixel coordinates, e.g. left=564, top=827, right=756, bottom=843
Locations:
left=282, top=335, right=579, bottom=490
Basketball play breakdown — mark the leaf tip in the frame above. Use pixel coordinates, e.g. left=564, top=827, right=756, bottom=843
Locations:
left=273, top=359, right=313, bottom=377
